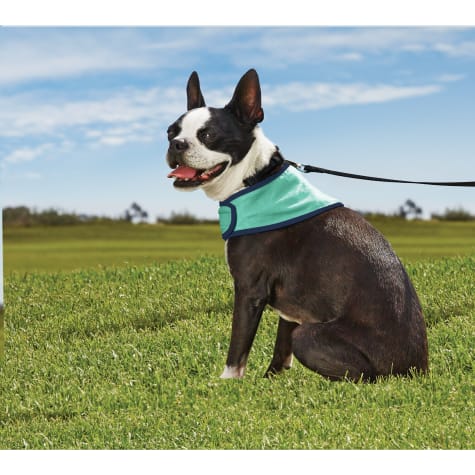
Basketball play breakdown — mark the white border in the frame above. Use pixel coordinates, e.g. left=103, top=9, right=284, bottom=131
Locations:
left=1, top=0, right=474, bottom=26
left=1, top=450, right=472, bottom=474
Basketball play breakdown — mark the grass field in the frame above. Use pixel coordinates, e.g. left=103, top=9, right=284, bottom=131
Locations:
left=3, top=223, right=224, bottom=274
left=1, top=220, right=474, bottom=449
left=4, top=219, right=475, bottom=273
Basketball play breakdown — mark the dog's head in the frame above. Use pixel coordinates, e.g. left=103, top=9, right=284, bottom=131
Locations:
left=166, top=69, right=276, bottom=201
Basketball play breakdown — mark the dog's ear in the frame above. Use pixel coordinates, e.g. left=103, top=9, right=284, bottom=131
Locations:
left=186, top=71, right=206, bottom=110
left=225, top=69, right=264, bottom=126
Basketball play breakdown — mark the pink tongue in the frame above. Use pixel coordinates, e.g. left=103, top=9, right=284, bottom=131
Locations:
left=167, top=166, right=199, bottom=179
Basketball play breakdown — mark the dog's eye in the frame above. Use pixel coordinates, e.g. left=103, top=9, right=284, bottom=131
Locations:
left=198, top=128, right=214, bottom=143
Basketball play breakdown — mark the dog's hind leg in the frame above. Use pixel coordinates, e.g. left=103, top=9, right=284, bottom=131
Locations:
left=264, top=317, right=298, bottom=377
left=291, top=322, right=377, bottom=382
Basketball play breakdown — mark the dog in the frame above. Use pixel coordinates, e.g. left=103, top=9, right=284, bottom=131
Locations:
left=166, top=69, right=429, bottom=381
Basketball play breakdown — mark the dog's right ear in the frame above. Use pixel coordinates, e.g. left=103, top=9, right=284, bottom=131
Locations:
left=225, top=69, right=264, bottom=127
left=186, top=71, right=206, bottom=110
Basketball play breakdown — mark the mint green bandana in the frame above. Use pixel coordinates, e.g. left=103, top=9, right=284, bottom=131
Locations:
left=219, top=163, right=343, bottom=240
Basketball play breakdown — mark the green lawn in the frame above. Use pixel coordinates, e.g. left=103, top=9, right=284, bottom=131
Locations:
left=0, top=221, right=474, bottom=449
left=369, top=218, right=475, bottom=261
left=3, top=223, right=224, bottom=274
left=3, top=219, right=475, bottom=274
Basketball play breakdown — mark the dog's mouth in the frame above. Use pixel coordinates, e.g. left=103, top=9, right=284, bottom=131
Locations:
left=167, top=162, right=228, bottom=188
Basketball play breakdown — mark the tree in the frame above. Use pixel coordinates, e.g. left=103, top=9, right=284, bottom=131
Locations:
left=123, top=202, right=149, bottom=223
left=398, top=199, right=423, bottom=220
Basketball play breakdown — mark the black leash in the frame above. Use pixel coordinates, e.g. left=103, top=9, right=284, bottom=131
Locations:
left=287, top=161, right=475, bottom=187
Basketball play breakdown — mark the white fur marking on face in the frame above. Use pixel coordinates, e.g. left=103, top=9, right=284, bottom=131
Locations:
left=175, top=108, right=230, bottom=172
left=220, top=365, right=244, bottom=379
left=177, top=108, right=211, bottom=139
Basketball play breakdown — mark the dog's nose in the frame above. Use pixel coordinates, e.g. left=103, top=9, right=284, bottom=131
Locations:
left=169, top=138, right=189, bottom=153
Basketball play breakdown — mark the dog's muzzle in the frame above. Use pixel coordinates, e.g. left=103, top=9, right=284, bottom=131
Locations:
left=167, top=139, right=190, bottom=168
left=169, top=138, right=189, bottom=154
left=166, top=139, right=227, bottom=188
left=167, top=160, right=228, bottom=188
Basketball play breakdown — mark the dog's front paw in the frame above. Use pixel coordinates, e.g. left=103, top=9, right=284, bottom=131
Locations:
left=220, top=365, right=245, bottom=379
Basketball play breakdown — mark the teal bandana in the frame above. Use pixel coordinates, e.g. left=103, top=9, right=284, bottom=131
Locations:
left=219, top=163, right=343, bottom=240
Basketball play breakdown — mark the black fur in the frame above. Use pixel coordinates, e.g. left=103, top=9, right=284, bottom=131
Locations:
left=226, top=208, right=429, bottom=381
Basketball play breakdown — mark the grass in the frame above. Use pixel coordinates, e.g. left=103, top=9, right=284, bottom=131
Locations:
left=3, top=223, right=224, bottom=274
left=1, top=250, right=474, bottom=449
left=1, top=220, right=474, bottom=448
left=3, top=219, right=475, bottom=274
left=369, top=218, right=475, bottom=261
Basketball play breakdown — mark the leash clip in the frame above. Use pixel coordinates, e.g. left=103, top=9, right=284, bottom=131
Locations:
left=295, top=163, right=309, bottom=173
left=287, top=160, right=309, bottom=173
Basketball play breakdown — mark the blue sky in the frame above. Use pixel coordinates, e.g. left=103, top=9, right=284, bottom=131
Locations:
left=1, top=26, right=475, bottom=220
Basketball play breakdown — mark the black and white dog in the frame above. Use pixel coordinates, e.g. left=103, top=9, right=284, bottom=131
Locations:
left=166, top=69, right=428, bottom=381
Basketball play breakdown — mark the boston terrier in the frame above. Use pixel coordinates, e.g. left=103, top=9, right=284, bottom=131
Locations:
left=166, top=69, right=429, bottom=381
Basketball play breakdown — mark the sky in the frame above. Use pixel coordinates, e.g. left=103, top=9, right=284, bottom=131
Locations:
left=1, top=24, right=475, bottom=221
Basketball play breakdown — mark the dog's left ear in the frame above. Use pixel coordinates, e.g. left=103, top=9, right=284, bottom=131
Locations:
left=225, top=69, right=264, bottom=126
left=187, top=71, right=206, bottom=110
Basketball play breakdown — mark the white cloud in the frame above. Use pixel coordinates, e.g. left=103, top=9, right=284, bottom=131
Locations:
left=0, top=29, right=152, bottom=86
left=434, top=41, right=475, bottom=57
left=2, top=28, right=474, bottom=88
left=231, top=27, right=475, bottom=66
left=337, top=53, right=364, bottom=62
left=437, top=73, right=466, bottom=83
left=0, top=87, right=177, bottom=139
left=4, top=143, right=53, bottom=163
left=0, top=78, right=445, bottom=170
left=0, top=79, right=444, bottom=145
left=95, top=132, right=154, bottom=147
left=263, top=82, right=442, bottom=111
left=98, top=136, right=128, bottom=146
left=0, top=28, right=235, bottom=87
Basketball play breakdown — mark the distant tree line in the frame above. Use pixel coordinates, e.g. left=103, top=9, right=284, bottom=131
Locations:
left=3, top=200, right=474, bottom=228
left=2, top=204, right=218, bottom=227
left=2, top=206, right=118, bottom=227
left=430, top=207, right=475, bottom=221
left=362, top=199, right=475, bottom=222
